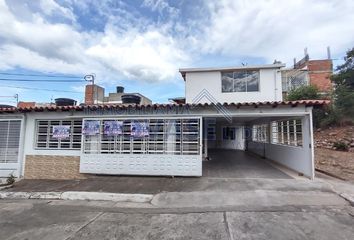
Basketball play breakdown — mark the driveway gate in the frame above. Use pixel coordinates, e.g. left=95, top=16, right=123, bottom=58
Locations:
left=80, top=117, right=203, bottom=176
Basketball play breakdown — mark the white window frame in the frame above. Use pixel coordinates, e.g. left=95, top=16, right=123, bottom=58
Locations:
left=82, top=117, right=201, bottom=156
left=0, top=119, right=22, bottom=164
left=221, top=70, right=260, bottom=93
left=252, top=124, right=268, bottom=143
left=35, top=119, right=82, bottom=150
left=270, top=119, right=302, bottom=147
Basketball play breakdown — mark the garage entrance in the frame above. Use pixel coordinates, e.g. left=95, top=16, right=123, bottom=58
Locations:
left=203, top=149, right=292, bottom=179
left=203, top=113, right=313, bottom=179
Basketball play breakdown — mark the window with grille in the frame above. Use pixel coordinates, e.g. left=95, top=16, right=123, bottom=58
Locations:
left=270, top=119, right=302, bottom=147
left=83, top=118, right=201, bottom=155
left=0, top=120, right=21, bottom=163
left=252, top=124, right=268, bottom=143
left=35, top=119, right=82, bottom=149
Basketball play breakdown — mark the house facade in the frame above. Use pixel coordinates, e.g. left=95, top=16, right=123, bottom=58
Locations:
left=0, top=63, right=328, bottom=180
left=181, top=63, right=284, bottom=104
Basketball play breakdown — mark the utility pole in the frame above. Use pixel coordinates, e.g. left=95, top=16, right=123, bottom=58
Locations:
left=0, top=94, right=18, bottom=106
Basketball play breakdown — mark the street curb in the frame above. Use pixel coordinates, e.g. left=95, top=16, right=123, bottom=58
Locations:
left=339, top=193, right=354, bottom=206
left=0, top=184, right=13, bottom=191
left=61, top=191, right=153, bottom=203
left=0, top=191, right=153, bottom=203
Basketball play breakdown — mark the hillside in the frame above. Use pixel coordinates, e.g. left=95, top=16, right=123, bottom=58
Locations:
left=314, top=126, right=354, bottom=181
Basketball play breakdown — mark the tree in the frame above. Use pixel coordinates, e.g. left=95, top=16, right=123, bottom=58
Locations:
left=286, top=85, right=320, bottom=101
left=331, top=47, right=354, bottom=119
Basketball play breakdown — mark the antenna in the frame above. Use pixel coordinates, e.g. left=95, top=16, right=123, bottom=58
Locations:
left=84, top=73, right=96, bottom=104
left=84, top=74, right=95, bottom=85
left=327, top=46, right=331, bottom=59
left=0, top=94, right=18, bottom=106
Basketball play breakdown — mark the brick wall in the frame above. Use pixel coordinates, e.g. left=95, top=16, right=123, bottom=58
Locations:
left=85, top=84, right=105, bottom=104
left=308, top=60, right=333, bottom=92
left=24, top=155, right=87, bottom=179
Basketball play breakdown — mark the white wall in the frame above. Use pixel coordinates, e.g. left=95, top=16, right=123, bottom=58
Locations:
left=185, top=68, right=283, bottom=104
left=212, top=124, right=245, bottom=150
left=23, top=112, right=81, bottom=157
left=247, top=114, right=314, bottom=179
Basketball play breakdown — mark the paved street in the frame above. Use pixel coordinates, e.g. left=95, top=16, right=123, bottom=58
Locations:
left=1, top=173, right=354, bottom=239
left=0, top=199, right=353, bottom=240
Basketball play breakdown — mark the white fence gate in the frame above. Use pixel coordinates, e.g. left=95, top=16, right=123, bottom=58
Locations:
left=0, top=119, right=22, bottom=177
left=80, top=117, right=203, bottom=176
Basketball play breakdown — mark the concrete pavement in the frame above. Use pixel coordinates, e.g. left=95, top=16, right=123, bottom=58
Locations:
left=1, top=173, right=354, bottom=239
left=0, top=199, right=353, bottom=240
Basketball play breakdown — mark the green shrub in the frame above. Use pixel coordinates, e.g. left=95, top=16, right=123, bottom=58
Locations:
left=333, top=141, right=349, bottom=151
left=286, top=85, right=321, bottom=101
left=6, top=174, right=15, bottom=185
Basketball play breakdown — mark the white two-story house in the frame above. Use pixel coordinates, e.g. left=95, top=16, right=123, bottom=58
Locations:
left=0, top=63, right=327, bottom=180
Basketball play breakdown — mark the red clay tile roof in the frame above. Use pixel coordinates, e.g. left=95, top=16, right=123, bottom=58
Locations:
left=0, top=100, right=330, bottom=114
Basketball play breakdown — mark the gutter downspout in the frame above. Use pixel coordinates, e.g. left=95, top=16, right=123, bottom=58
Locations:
left=19, top=113, right=27, bottom=178
left=274, top=70, right=278, bottom=100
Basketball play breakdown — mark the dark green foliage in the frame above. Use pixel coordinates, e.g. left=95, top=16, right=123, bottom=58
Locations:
left=286, top=85, right=327, bottom=128
left=333, top=141, right=349, bottom=151
left=6, top=174, right=15, bottom=185
left=331, top=47, right=354, bottom=119
left=286, top=85, right=321, bottom=101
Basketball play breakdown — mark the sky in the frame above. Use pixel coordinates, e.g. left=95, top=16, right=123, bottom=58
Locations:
left=0, top=0, right=354, bottom=105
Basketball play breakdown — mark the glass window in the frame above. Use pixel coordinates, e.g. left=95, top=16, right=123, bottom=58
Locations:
left=222, top=70, right=259, bottom=92
left=270, top=119, right=302, bottom=147
left=35, top=119, right=82, bottom=149
left=252, top=124, right=268, bottom=143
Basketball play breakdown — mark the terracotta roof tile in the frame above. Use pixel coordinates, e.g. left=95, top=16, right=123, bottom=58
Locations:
left=0, top=100, right=330, bottom=114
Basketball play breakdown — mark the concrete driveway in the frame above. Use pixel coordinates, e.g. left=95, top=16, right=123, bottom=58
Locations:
left=203, top=149, right=292, bottom=179
left=7, top=149, right=293, bottom=194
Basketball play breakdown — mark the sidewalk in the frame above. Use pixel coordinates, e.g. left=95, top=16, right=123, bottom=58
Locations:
left=1, top=175, right=335, bottom=194
left=1, top=174, right=353, bottom=208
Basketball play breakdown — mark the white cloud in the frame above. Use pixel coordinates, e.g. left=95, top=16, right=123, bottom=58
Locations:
left=0, top=0, right=189, bottom=83
left=86, top=25, right=188, bottom=82
left=142, top=0, right=179, bottom=18
left=39, top=0, right=76, bottom=22
left=199, top=0, right=354, bottom=64
left=0, top=0, right=354, bottom=87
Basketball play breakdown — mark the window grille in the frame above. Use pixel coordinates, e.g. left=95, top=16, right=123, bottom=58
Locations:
left=252, top=124, right=268, bottom=143
left=0, top=120, right=21, bottom=163
left=83, top=118, right=201, bottom=155
left=35, top=119, right=82, bottom=149
left=271, top=119, right=302, bottom=146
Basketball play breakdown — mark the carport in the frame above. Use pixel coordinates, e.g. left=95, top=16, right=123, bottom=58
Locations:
left=197, top=100, right=328, bottom=180
left=203, top=149, right=292, bottom=179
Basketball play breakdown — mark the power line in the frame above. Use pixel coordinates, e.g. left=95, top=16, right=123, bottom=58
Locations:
left=0, top=85, right=83, bottom=93
left=0, top=72, right=82, bottom=78
left=0, top=78, right=84, bottom=82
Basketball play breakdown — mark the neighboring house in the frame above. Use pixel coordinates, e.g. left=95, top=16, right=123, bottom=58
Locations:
left=281, top=53, right=333, bottom=96
left=85, top=85, right=152, bottom=105
left=0, top=63, right=328, bottom=180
